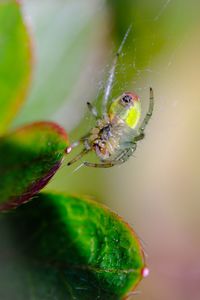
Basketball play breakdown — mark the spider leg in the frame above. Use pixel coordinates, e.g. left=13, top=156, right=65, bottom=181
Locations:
left=65, top=140, right=81, bottom=154
left=65, top=132, right=90, bottom=154
left=67, top=148, right=90, bottom=166
left=102, top=25, right=132, bottom=115
left=138, top=87, right=154, bottom=135
left=115, top=143, right=137, bottom=163
left=83, top=143, right=137, bottom=168
left=134, top=133, right=145, bottom=142
left=83, top=161, right=116, bottom=168
left=87, top=102, right=98, bottom=118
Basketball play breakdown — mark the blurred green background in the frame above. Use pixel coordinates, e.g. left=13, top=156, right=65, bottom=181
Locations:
left=11, top=0, right=200, bottom=299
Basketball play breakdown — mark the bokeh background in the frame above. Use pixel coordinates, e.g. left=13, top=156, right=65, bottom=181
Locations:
left=12, top=0, right=200, bottom=299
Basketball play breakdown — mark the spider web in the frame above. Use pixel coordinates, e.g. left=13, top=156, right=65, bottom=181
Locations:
left=87, top=0, right=182, bottom=121
left=63, top=0, right=173, bottom=172
left=50, top=0, right=192, bottom=179
left=54, top=0, right=184, bottom=135
left=110, top=0, right=175, bottom=104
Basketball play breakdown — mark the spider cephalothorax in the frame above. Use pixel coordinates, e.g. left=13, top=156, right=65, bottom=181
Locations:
left=66, top=27, right=154, bottom=168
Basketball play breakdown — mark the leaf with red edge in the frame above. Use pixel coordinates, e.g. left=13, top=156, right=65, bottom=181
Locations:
left=0, top=0, right=32, bottom=134
left=0, top=192, right=148, bottom=299
left=0, top=122, right=68, bottom=211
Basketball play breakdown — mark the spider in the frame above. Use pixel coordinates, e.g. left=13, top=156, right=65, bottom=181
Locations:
left=66, top=26, right=154, bottom=168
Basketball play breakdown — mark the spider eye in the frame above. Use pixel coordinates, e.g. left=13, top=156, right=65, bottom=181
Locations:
left=121, top=94, right=132, bottom=104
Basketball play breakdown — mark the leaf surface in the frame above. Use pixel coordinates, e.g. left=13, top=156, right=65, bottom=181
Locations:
left=0, top=122, right=68, bottom=210
left=0, top=192, right=147, bottom=300
left=0, top=0, right=32, bottom=134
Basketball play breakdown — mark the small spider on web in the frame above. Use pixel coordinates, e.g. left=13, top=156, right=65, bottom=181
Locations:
left=65, top=25, right=154, bottom=168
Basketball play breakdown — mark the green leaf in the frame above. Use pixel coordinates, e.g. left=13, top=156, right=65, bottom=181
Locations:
left=0, top=0, right=32, bottom=134
left=0, top=122, right=68, bottom=211
left=0, top=193, right=147, bottom=299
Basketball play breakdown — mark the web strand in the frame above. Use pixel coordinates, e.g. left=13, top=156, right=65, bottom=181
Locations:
left=154, top=0, right=172, bottom=21
left=102, top=24, right=132, bottom=114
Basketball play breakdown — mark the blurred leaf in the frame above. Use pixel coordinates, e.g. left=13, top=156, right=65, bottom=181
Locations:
left=13, top=0, right=106, bottom=127
left=0, top=192, right=147, bottom=299
left=0, top=0, right=32, bottom=134
left=0, top=122, right=68, bottom=211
